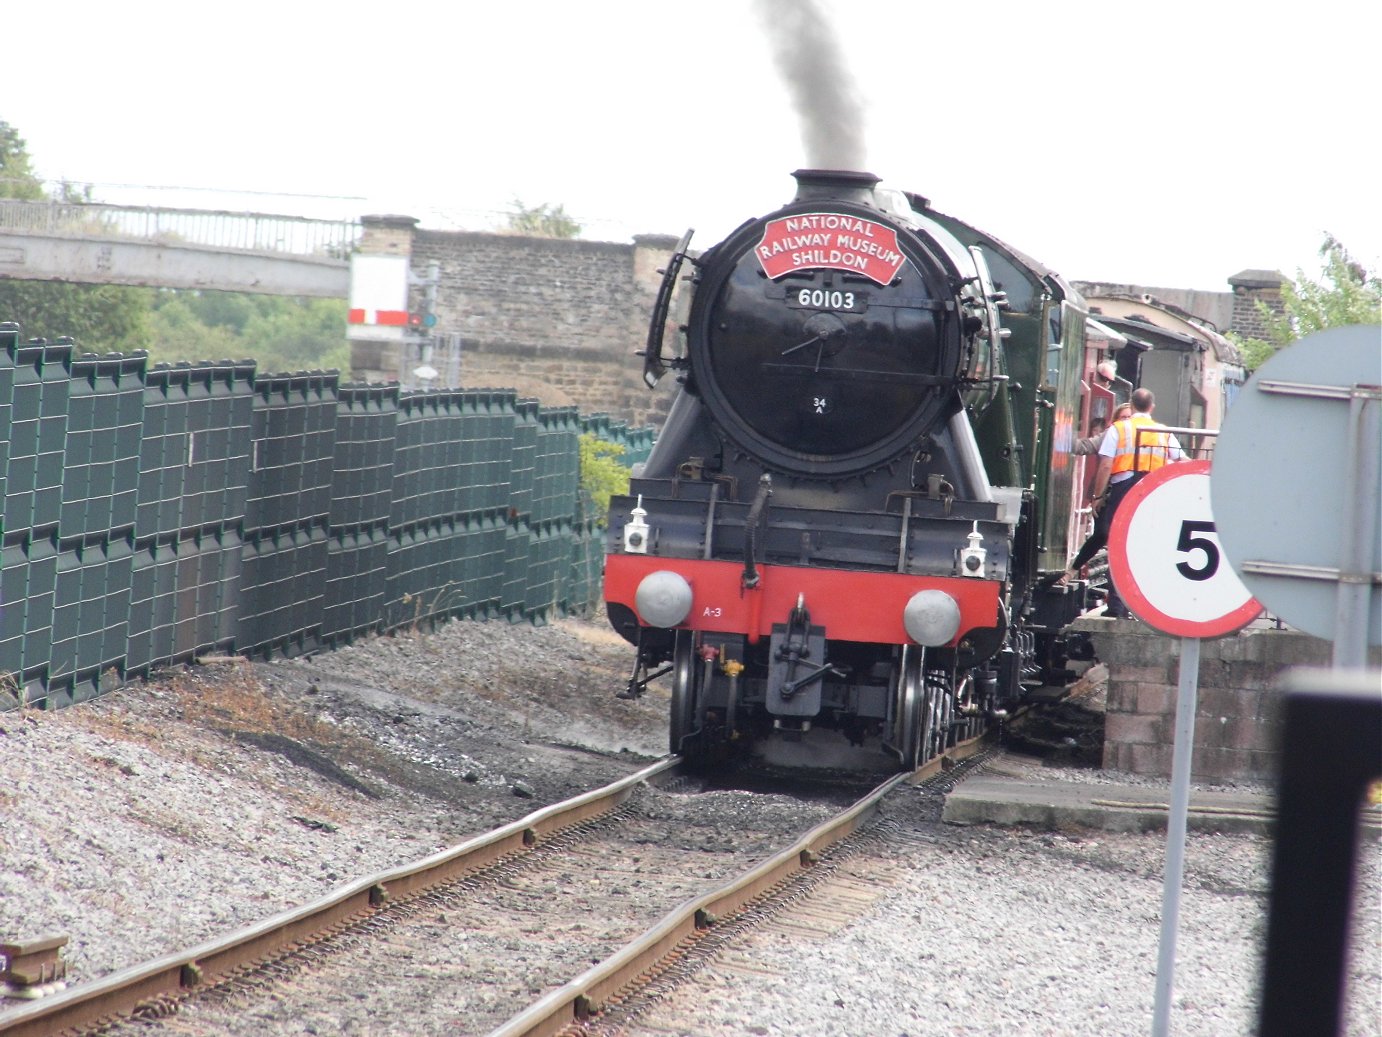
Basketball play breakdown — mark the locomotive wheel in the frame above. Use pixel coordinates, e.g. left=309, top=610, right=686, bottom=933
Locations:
left=934, top=683, right=955, bottom=755
left=892, top=646, right=924, bottom=770
left=920, top=671, right=953, bottom=762
left=919, top=679, right=936, bottom=763
left=669, top=630, right=699, bottom=757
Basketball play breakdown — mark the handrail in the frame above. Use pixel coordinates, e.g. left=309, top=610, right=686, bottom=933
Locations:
left=0, top=198, right=359, bottom=260
left=1134, top=424, right=1218, bottom=465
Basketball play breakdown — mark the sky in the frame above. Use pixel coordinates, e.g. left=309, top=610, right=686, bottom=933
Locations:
left=4, top=0, right=1378, bottom=293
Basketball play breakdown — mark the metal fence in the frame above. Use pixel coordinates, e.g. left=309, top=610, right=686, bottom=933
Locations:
left=0, top=198, right=360, bottom=259
left=0, top=322, right=653, bottom=710
left=1135, top=424, right=1218, bottom=466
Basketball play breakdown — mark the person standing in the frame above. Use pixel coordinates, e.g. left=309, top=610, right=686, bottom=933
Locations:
left=1060, top=402, right=1132, bottom=584
left=1063, top=389, right=1183, bottom=616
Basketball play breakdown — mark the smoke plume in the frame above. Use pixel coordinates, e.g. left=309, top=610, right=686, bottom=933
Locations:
left=753, top=0, right=867, bottom=170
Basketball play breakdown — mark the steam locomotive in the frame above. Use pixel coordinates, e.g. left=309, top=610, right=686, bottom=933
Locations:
left=605, top=169, right=1098, bottom=770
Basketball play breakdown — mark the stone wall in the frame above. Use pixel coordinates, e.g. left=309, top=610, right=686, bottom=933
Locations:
left=411, top=231, right=645, bottom=358
left=350, top=222, right=681, bottom=428
left=1074, top=617, right=1378, bottom=782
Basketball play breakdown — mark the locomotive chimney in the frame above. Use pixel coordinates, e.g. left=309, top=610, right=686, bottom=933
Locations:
left=791, top=169, right=880, bottom=206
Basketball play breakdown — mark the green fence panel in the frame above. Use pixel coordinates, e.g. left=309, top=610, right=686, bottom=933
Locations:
left=535, top=406, right=580, bottom=527
left=245, top=372, right=338, bottom=538
left=3, top=339, right=71, bottom=545
left=63, top=352, right=147, bottom=540
left=138, top=367, right=190, bottom=538
left=501, top=514, right=530, bottom=623
left=181, top=361, right=255, bottom=534
left=48, top=533, right=125, bottom=704
left=126, top=535, right=176, bottom=679
left=391, top=390, right=435, bottom=530
left=385, top=518, right=470, bottom=630
left=466, top=390, right=517, bottom=514
left=9, top=529, right=58, bottom=701
left=523, top=519, right=570, bottom=625
left=508, top=398, right=538, bottom=524
left=237, top=521, right=328, bottom=659
left=624, top=426, right=656, bottom=469
left=0, top=323, right=16, bottom=539
left=323, top=524, right=388, bottom=646
left=439, top=391, right=465, bottom=520
left=169, top=526, right=242, bottom=664
left=0, top=538, right=27, bottom=698
left=557, top=408, right=582, bottom=522
left=384, top=521, right=431, bottom=631
left=567, top=518, right=603, bottom=616
left=1, top=338, right=69, bottom=705
left=440, top=507, right=506, bottom=623
left=330, top=382, right=398, bottom=532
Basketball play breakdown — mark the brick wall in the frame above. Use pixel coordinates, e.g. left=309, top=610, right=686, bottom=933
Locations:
left=1074, top=618, right=1378, bottom=782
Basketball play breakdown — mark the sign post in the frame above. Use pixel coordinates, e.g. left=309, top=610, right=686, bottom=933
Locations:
left=1106, top=460, right=1263, bottom=1037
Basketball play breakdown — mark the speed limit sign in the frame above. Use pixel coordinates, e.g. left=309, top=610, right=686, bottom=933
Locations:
left=1108, top=461, right=1263, bottom=637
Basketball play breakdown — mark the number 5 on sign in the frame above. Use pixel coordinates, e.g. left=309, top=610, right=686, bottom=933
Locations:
left=1108, top=460, right=1264, bottom=638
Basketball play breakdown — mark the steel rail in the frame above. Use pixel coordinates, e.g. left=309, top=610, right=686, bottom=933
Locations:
left=0, top=757, right=681, bottom=1037
left=488, top=734, right=987, bottom=1037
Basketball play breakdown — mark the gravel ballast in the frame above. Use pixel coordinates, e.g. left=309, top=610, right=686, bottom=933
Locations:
left=0, top=617, right=664, bottom=984
left=1, top=616, right=1377, bottom=1036
left=627, top=789, right=1381, bottom=1037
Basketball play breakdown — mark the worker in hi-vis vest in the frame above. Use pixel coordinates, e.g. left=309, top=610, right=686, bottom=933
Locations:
left=1066, top=387, right=1184, bottom=617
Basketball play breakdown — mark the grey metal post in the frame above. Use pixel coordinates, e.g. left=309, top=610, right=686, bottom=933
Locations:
left=1332, top=387, right=1381, bottom=669
left=424, top=261, right=440, bottom=317
left=1152, top=635, right=1201, bottom=1037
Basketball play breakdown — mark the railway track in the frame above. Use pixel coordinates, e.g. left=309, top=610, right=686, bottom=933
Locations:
left=0, top=735, right=986, bottom=1037
left=0, top=760, right=682, bottom=1037
left=489, top=738, right=989, bottom=1037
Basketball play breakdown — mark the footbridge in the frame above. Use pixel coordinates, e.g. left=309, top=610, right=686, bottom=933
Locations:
left=0, top=198, right=359, bottom=297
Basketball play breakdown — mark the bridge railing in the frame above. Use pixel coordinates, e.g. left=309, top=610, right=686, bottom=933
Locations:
left=0, top=198, right=360, bottom=260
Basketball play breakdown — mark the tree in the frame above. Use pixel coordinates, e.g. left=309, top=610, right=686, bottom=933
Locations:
left=578, top=434, right=629, bottom=527
left=238, top=297, right=350, bottom=375
left=0, top=120, right=44, bottom=200
left=505, top=199, right=582, bottom=239
left=1232, top=236, right=1381, bottom=370
left=146, top=291, right=349, bottom=374
left=0, top=119, right=152, bottom=349
left=143, top=292, right=243, bottom=364
left=0, top=281, right=153, bottom=352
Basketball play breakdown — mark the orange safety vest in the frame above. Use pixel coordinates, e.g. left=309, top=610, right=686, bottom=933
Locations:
left=1110, top=414, right=1174, bottom=475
